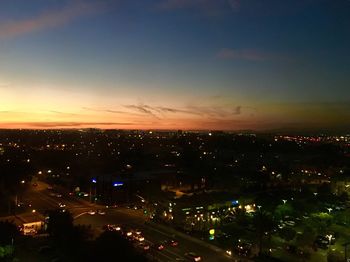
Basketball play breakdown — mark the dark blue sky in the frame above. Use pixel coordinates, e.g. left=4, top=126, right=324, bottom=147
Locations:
left=0, top=0, right=349, bottom=130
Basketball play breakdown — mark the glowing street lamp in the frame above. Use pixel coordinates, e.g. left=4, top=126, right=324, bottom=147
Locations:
left=282, top=199, right=287, bottom=204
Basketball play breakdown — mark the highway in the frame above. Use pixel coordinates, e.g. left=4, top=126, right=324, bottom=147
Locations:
left=17, top=181, right=242, bottom=262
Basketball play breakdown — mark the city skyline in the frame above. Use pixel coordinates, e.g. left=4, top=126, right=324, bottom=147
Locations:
left=1, top=0, right=350, bottom=131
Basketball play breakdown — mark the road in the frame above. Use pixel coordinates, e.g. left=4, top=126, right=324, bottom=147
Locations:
left=14, top=181, right=242, bottom=262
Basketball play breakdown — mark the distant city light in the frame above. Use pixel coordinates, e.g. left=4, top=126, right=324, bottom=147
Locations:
left=113, top=182, right=124, bottom=187
left=92, top=178, right=97, bottom=183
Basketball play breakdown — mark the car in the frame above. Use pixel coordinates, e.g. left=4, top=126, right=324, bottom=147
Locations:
left=38, top=245, right=53, bottom=254
left=105, top=224, right=121, bottom=232
left=47, top=186, right=53, bottom=190
left=137, top=243, right=150, bottom=252
left=154, top=243, right=165, bottom=251
left=315, top=234, right=336, bottom=246
left=285, top=220, right=296, bottom=226
left=226, top=250, right=232, bottom=256
left=164, top=239, right=178, bottom=247
left=17, top=202, right=23, bottom=207
left=285, top=244, right=303, bottom=254
left=125, top=231, right=133, bottom=239
left=236, top=240, right=252, bottom=256
left=55, top=193, right=62, bottom=198
left=97, top=210, right=106, bottom=215
left=32, top=183, right=38, bottom=187
left=88, top=210, right=96, bottom=215
left=134, top=235, right=145, bottom=242
left=134, top=229, right=142, bottom=235
left=184, top=252, right=202, bottom=261
left=169, top=239, right=179, bottom=247
left=58, top=203, right=66, bottom=208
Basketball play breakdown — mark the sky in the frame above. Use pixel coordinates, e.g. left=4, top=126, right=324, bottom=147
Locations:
left=0, top=0, right=349, bottom=131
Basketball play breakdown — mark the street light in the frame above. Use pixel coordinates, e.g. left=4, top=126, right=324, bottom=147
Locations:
left=90, top=178, right=97, bottom=203
left=327, top=208, right=333, bottom=214
left=282, top=199, right=287, bottom=204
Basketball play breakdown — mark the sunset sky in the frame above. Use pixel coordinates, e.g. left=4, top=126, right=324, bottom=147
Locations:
left=0, top=0, right=349, bottom=131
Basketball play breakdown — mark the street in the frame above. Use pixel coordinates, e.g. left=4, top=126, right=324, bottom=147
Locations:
left=14, top=181, right=240, bottom=262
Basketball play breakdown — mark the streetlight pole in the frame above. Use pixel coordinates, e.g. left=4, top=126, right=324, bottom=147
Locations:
left=91, top=178, right=97, bottom=203
left=343, top=242, right=350, bottom=261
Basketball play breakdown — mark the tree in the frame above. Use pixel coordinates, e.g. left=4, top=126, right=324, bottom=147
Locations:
left=0, top=220, right=19, bottom=246
left=89, top=231, right=147, bottom=262
left=274, top=203, right=294, bottom=221
left=327, top=250, right=343, bottom=262
left=46, top=210, right=93, bottom=261
left=296, top=226, right=316, bottom=247
left=0, top=221, right=18, bottom=260
left=47, top=210, right=74, bottom=241
left=279, top=227, right=296, bottom=242
left=253, top=210, right=275, bottom=255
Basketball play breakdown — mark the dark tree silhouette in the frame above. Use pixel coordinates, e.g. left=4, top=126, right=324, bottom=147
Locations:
left=0, top=220, right=19, bottom=246
left=88, top=230, right=147, bottom=262
left=253, top=210, right=275, bottom=256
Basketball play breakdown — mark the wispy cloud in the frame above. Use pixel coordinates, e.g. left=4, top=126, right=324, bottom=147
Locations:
left=82, top=107, right=127, bottom=114
left=0, top=121, right=135, bottom=129
left=186, top=105, right=243, bottom=117
left=227, top=0, right=240, bottom=11
left=0, top=83, right=12, bottom=88
left=156, top=0, right=236, bottom=16
left=216, top=48, right=273, bottom=61
left=124, top=103, right=246, bottom=119
left=47, top=110, right=79, bottom=116
left=124, top=104, right=161, bottom=119
left=157, top=106, right=202, bottom=116
left=0, top=1, right=106, bottom=39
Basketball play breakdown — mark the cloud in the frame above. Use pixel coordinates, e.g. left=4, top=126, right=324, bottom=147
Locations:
left=156, top=0, right=236, bottom=16
left=47, top=110, right=79, bottom=116
left=157, top=106, right=202, bottom=115
left=124, top=104, right=161, bottom=119
left=227, top=0, right=240, bottom=10
left=216, top=48, right=272, bottom=61
left=0, top=121, right=134, bottom=129
left=0, top=83, right=12, bottom=88
left=186, top=105, right=243, bottom=117
left=82, top=107, right=127, bottom=114
left=0, top=1, right=106, bottom=39
left=157, top=0, right=202, bottom=10
left=233, top=106, right=241, bottom=115
left=124, top=103, right=247, bottom=119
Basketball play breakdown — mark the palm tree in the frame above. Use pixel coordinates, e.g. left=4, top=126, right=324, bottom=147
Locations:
left=253, top=210, right=275, bottom=256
